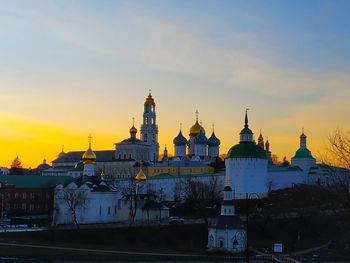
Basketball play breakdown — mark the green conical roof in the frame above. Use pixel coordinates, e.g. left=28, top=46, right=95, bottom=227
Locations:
left=293, top=148, right=315, bottom=159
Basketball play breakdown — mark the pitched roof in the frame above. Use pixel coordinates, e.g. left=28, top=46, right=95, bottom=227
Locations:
left=210, top=215, right=245, bottom=229
left=52, top=150, right=115, bottom=163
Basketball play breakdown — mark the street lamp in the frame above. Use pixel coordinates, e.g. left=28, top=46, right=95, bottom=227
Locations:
left=246, top=192, right=260, bottom=263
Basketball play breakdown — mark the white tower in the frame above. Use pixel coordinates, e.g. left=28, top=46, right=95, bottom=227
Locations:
left=225, top=110, right=268, bottom=198
left=140, top=90, right=159, bottom=162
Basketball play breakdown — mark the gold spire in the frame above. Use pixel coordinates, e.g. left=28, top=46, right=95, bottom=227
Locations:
left=129, top=117, right=137, bottom=136
left=135, top=161, right=147, bottom=183
left=82, top=134, right=96, bottom=164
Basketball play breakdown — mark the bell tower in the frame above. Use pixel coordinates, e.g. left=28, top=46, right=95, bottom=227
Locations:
left=140, top=90, right=159, bottom=162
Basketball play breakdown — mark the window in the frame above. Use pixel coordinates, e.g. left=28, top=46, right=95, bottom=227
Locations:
left=30, top=204, right=34, bottom=211
left=22, top=193, right=26, bottom=199
left=30, top=193, right=35, bottom=199
left=124, top=154, right=126, bottom=159
left=99, top=206, right=102, bottom=216
left=22, top=203, right=26, bottom=210
left=14, top=193, right=19, bottom=199
left=108, top=207, right=111, bottom=215
left=219, top=239, right=224, bottom=248
left=115, top=205, right=117, bottom=214
left=14, top=204, right=18, bottom=209
left=119, top=154, right=121, bottom=159
left=129, top=154, right=132, bottom=159
left=46, top=193, right=50, bottom=199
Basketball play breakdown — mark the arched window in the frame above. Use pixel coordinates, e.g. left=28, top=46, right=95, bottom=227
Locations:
left=219, top=239, right=224, bottom=248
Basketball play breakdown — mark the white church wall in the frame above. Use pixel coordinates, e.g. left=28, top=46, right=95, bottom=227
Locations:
left=208, top=228, right=246, bottom=253
left=267, top=170, right=304, bottom=190
left=226, top=158, right=268, bottom=199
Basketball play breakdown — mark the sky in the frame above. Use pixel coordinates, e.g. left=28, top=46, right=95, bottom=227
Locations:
left=0, top=0, right=349, bottom=168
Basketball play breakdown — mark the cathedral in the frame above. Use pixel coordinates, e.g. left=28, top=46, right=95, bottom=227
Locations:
left=43, top=91, right=347, bottom=201
left=172, top=110, right=220, bottom=161
left=46, top=91, right=220, bottom=179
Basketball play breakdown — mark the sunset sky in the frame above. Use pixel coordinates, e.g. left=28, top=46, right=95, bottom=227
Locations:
left=0, top=0, right=349, bottom=168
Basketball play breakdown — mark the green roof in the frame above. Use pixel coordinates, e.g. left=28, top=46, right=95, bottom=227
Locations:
left=227, top=142, right=267, bottom=159
left=0, top=175, right=73, bottom=189
left=292, top=148, right=315, bottom=159
left=240, top=127, right=253, bottom=135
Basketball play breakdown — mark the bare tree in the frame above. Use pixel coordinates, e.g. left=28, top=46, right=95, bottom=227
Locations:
left=326, top=128, right=350, bottom=169
left=181, top=176, right=222, bottom=222
left=121, top=179, right=145, bottom=224
left=62, top=188, right=88, bottom=229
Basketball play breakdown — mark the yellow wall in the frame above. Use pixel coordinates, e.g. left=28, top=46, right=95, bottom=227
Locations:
left=148, top=166, right=214, bottom=176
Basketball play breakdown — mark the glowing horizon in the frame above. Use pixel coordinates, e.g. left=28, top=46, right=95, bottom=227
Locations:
left=0, top=1, right=349, bottom=168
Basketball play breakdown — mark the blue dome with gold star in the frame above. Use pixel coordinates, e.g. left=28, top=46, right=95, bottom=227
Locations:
left=173, top=130, right=187, bottom=145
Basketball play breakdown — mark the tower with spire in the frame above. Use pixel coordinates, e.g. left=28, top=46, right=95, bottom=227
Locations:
left=257, top=129, right=264, bottom=150
left=207, top=169, right=246, bottom=253
left=82, top=134, right=97, bottom=177
left=225, top=109, right=268, bottom=198
left=140, top=90, right=159, bottom=162
left=291, top=128, right=316, bottom=179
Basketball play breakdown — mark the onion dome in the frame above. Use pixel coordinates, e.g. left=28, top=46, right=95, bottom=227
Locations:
left=189, top=121, right=205, bottom=137
left=208, top=132, right=221, bottom=146
left=82, top=135, right=96, bottom=164
left=189, top=110, right=205, bottom=137
left=194, top=130, right=208, bottom=145
left=173, top=130, right=187, bottom=145
left=130, top=125, right=137, bottom=135
left=135, top=162, right=147, bottom=183
left=144, top=90, right=155, bottom=106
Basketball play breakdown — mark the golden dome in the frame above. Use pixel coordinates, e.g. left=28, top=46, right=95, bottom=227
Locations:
left=82, top=135, right=96, bottom=164
left=145, top=90, right=155, bottom=106
left=189, top=120, right=205, bottom=137
left=82, top=147, right=96, bottom=164
left=130, top=125, right=137, bottom=134
left=135, top=166, right=147, bottom=183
